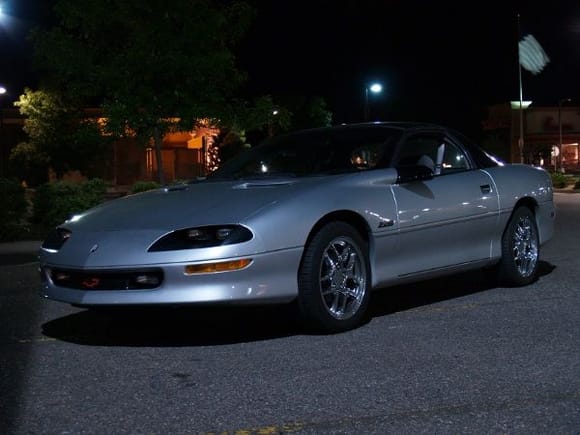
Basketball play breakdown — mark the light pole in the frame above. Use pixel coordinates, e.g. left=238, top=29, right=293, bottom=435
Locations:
left=364, top=83, right=382, bottom=121
left=268, top=107, right=279, bottom=137
left=558, top=98, right=571, bottom=173
left=0, top=86, right=6, bottom=178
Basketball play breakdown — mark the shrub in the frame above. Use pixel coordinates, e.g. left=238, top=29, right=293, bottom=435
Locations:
left=0, top=178, right=28, bottom=241
left=550, top=172, right=568, bottom=189
left=32, top=178, right=107, bottom=229
left=575, top=179, right=580, bottom=190
left=131, top=180, right=161, bottom=194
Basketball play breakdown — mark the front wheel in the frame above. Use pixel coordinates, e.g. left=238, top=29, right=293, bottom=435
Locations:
left=297, top=222, right=371, bottom=333
left=497, top=206, right=540, bottom=286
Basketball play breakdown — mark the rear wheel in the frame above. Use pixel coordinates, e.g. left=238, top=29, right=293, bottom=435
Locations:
left=298, top=222, right=370, bottom=333
left=497, top=206, right=540, bottom=286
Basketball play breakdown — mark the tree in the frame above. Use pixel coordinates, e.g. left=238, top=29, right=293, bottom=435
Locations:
left=240, top=94, right=332, bottom=137
left=31, top=0, right=253, bottom=185
left=213, top=95, right=292, bottom=162
left=8, top=142, right=48, bottom=186
left=213, top=94, right=334, bottom=162
left=245, top=95, right=292, bottom=137
left=279, top=95, right=333, bottom=131
left=11, top=88, right=109, bottom=183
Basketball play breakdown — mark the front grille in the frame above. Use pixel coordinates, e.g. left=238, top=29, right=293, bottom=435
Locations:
left=48, top=268, right=163, bottom=290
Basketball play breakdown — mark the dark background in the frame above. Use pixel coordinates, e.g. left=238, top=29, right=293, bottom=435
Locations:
left=1, top=0, right=579, bottom=138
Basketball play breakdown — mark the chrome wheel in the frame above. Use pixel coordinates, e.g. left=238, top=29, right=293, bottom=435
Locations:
left=319, top=237, right=367, bottom=320
left=498, top=206, right=540, bottom=286
left=298, top=222, right=371, bottom=333
left=512, top=215, right=539, bottom=278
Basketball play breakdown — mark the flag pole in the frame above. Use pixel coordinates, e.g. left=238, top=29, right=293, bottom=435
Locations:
left=517, top=13, right=524, bottom=163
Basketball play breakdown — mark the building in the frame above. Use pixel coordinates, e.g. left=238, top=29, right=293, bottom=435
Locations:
left=0, top=108, right=220, bottom=186
left=483, top=102, right=580, bottom=172
left=109, top=120, right=219, bottom=186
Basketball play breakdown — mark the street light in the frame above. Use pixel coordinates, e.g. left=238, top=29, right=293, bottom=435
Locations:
left=364, top=82, right=382, bottom=121
left=558, top=98, right=571, bottom=173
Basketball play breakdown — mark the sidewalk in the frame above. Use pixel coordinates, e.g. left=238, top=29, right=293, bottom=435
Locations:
left=554, top=187, right=580, bottom=194
left=0, top=240, right=41, bottom=266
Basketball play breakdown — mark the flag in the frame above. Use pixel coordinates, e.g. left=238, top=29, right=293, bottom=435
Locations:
left=519, top=34, right=550, bottom=75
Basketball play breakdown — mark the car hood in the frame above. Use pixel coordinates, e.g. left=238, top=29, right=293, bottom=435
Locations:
left=41, top=170, right=400, bottom=268
left=63, top=178, right=312, bottom=232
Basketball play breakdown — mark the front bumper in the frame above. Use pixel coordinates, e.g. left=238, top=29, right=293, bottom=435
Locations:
left=40, top=247, right=302, bottom=306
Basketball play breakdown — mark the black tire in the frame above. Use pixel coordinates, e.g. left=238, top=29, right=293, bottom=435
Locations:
left=497, top=206, right=540, bottom=286
left=297, top=222, right=371, bottom=333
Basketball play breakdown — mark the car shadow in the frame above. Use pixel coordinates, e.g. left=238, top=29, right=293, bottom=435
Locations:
left=42, top=261, right=556, bottom=346
left=42, top=303, right=303, bottom=347
left=369, top=260, right=555, bottom=318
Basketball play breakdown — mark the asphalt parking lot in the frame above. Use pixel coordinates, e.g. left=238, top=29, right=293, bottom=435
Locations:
left=1, top=193, right=579, bottom=434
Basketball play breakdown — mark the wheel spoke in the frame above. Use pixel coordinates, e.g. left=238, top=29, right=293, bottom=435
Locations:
left=345, top=251, right=357, bottom=272
left=338, top=293, right=348, bottom=314
left=338, top=245, right=352, bottom=266
left=323, top=251, right=336, bottom=271
left=321, top=285, right=336, bottom=296
left=330, top=243, right=342, bottom=262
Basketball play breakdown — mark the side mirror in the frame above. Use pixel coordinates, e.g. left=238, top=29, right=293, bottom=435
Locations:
left=396, top=165, right=434, bottom=184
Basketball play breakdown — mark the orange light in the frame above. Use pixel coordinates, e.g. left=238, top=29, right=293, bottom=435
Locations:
left=184, top=259, right=252, bottom=275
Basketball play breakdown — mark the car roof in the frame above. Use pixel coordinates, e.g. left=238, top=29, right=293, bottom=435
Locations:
left=289, top=121, right=448, bottom=135
left=277, top=122, right=500, bottom=169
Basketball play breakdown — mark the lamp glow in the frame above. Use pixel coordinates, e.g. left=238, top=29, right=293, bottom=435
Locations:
left=364, top=82, right=384, bottom=121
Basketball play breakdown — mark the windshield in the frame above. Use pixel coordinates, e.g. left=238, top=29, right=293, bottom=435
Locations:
left=207, top=126, right=401, bottom=180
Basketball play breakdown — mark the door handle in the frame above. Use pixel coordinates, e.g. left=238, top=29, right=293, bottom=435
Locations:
left=480, top=184, right=492, bottom=194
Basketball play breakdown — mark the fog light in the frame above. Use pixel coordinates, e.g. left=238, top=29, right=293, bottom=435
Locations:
left=55, top=272, right=71, bottom=282
left=184, top=259, right=252, bottom=275
left=135, top=274, right=161, bottom=286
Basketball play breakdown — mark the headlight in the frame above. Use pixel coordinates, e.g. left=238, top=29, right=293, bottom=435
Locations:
left=148, top=225, right=253, bottom=251
left=41, top=228, right=72, bottom=252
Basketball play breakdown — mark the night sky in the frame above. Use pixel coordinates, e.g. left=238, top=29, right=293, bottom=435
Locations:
left=1, top=0, right=580, bottom=139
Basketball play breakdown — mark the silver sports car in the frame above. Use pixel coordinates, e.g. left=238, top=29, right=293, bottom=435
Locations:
left=40, top=122, right=555, bottom=332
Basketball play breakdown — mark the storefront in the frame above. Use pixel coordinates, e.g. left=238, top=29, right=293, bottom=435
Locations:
left=483, top=103, right=580, bottom=172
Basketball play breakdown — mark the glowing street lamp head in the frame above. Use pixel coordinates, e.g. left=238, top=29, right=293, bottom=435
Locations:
left=369, top=83, right=382, bottom=94
left=0, top=87, right=6, bottom=95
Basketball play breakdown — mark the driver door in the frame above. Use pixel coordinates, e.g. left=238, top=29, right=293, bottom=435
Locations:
left=390, top=132, right=499, bottom=277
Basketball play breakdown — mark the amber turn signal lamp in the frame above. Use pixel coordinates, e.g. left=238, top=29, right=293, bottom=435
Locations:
left=184, top=259, right=252, bottom=275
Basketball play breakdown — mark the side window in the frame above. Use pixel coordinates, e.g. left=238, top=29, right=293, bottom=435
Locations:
left=397, top=134, right=442, bottom=172
left=350, top=142, right=385, bottom=170
left=440, top=140, right=469, bottom=174
left=397, top=133, right=470, bottom=176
